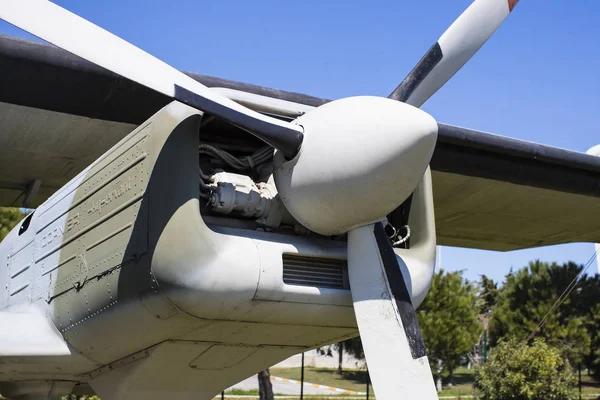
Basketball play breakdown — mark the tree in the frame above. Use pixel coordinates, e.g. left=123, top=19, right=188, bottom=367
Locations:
left=478, top=275, right=498, bottom=314
left=589, top=303, right=600, bottom=379
left=336, top=342, right=343, bottom=374
left=341, top=337, right=364, bottom=361
left=417, top=269, right=481, bottom=389
left=332, top=337, right=364, bottom=374
left=257, top=369, right=274, bottom=400
left=475, top=338, right=575, bottom=400
left=489, top=261, right=591, bottom=364
left=572, top=272, right=600, bottom=376
left=0, top=207, right=24, bottom=242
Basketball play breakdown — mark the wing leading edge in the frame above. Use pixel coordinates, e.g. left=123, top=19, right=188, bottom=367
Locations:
left=0, top=34, right=598, bottom=251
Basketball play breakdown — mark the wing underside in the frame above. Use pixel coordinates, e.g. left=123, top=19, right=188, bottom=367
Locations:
left=1, top=34, right=599, bottom=251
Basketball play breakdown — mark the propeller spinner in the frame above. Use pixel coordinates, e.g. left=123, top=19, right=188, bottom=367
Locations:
left=0, top=0, right=519, bottom=398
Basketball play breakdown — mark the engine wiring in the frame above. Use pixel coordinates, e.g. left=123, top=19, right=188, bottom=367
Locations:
left=198, top=167, right=212, bottom=199
left=198, top=143, right=274, bottom=171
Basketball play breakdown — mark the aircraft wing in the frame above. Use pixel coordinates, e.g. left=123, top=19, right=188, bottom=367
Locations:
left=1, top=34, right=598, bottom=251
left=431, top=126, right=600, bottom=250
left=0, top=34, right=326, bottom=209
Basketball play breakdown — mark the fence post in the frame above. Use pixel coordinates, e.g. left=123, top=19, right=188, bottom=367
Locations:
left=300, top=352, right=305, bottom=400
left=366, top=369, right=370, bottom=400
left=579, top=363, right=582, bottom=400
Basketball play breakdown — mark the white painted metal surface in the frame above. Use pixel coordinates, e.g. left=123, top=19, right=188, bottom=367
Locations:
left=395, top=169, right=437, bottom=309
left=0, top=102, right=362, bottom=399
left=212, top=88, right=316, bottom=118
left=274, top=96, right=437, bottom=236
left=406, top=0, right=515, bottom=107
left=0, top=303, right=70, bottom=356
left=347, top=224, right=437, bottom=400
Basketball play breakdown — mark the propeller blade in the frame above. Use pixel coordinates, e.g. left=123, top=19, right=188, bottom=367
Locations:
left=348, top=222, right=437, bottom=399
left=0, top=0, right=303, bottom=159
left=389, top=0, right=518, bottom=107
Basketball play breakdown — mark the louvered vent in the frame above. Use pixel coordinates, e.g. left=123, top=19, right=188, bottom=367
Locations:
left=282, top=255, right=349, bottom=289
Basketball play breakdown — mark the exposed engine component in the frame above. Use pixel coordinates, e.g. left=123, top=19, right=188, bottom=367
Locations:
left=199, top=144, right=274, bottom=172
left=387, top=223, right=411, bottom=247
left=207, top=171, right=290, bottom=228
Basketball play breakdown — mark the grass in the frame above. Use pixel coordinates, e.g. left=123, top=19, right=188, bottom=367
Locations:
left=437, top=366, right=478, bottom=397
left=270, top=367, right=370, bottom=393
left=217, top=396, right=366, bottom=400
left=225, top=388, right=289, bottom=396
left=225, top=388, right=261, bottom=395
left=580, top=372, right=600, bottom=394
left=270, top=366, right=477, bottom=395
left=271, top=366, right=600, bottom=398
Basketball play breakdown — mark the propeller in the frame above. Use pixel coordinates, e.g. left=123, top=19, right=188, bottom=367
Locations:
left=346, top=1, right=518, bottom=398
left=389, top=0, right=519, bottom=107
left=0, top=1, right=517, bottom=399
left=273, top=96, right=439, bottom=399
left=348, top=222, right=436, bottom=398
left=0, top=0, right=303, bottom=159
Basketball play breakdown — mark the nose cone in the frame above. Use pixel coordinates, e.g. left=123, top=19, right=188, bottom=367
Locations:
left=274, top=96, right=438, bottom=236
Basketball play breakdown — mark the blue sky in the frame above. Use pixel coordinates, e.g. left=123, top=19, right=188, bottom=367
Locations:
left=2, top=0, right=600, bottom=284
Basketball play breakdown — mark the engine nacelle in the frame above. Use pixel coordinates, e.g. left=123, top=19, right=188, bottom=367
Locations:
left=0, top=101, right=437, bottom=399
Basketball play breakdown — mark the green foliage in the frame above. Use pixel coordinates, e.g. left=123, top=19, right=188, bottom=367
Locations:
left=489, top=261, right=591, bottom=363
left=572, top=273, right=600, bottom=376
left=329, top=337, right=365, bottom=373
left=590, top=303, right=600, bottom=380
left=478, top=275, right=498, bottom=314
left=475, top=338, right=576, bottom=400
left=417, top=269, right=481, bottom=381
left=0, top=207, right=24, bottom=242
left=334, top=337, right=364, bottom=361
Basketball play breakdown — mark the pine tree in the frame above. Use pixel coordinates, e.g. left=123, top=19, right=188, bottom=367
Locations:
left=417, top=269, right=481, bottom=388
left=478, top=274, right=498, bottom=314
left=489, top=260, right=591, bottom=364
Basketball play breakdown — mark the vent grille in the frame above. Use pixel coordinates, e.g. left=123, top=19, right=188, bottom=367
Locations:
left=282, top=255, right=348, bottom=289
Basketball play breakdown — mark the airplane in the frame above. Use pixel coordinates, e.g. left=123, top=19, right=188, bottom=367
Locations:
left=1, top=0, right=599, bottom=398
